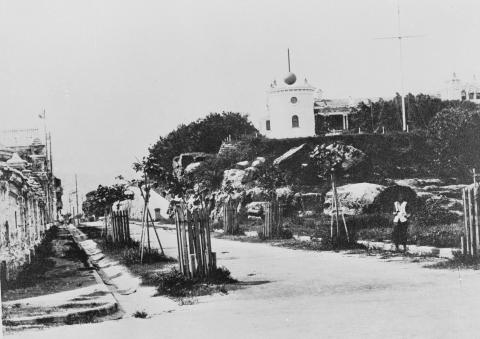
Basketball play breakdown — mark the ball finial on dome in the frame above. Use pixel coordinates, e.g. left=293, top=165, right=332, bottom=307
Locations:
left=284, top=72, right=296, bottom=85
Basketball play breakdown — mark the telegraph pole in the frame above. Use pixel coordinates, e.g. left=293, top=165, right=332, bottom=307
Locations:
left=75, top=174, right=79, bottom=225
left=375, top=0, right=424, bottom=132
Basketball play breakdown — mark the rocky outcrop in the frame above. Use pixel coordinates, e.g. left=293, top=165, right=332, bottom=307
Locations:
left=273, top=144, right=312, bottom=169
left=172, top=152, right=212, bottom=179
left=324, top=183, right=386, bottom=215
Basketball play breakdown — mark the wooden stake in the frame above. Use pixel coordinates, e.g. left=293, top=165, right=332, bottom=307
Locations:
left=175, top=206, right=185, bottom=274
left=140, top=204, right=147, bottom=263
left=469, top=188, right=477, bottom=256
left=340, top=210, right=350, bottom=243
left=474, top=185, right=479, bottom=255
left=462, top=189, right=470, bottom=255
left=331, top=175, right=340, bottom=239
left=147, top=209, right=164, bottom=255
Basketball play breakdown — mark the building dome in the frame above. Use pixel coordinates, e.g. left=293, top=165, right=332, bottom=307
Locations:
left=284, top=72, right=297, bottom=85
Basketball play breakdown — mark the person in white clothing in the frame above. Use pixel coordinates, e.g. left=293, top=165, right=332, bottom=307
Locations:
left=392, top=193, right=410, bottom=252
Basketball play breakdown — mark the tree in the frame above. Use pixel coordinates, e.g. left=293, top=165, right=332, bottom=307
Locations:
left=145, top=112, right=258, bottom=182
left=82, top=184, right=129, bottom=218
left=427, top=102, right=480, bottom=179
left=350, top=93, right=460, bottom=133
left=310, top=142, right=365, bottom=245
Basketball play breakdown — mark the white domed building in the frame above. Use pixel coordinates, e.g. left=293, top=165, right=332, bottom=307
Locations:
left=261, top=71, right=317, bottom=139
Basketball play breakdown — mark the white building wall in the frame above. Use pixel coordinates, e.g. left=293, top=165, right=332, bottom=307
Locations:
left=264, top=86, right=316, bottom=139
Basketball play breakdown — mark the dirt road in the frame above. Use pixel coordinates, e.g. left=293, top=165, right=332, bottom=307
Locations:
left=11, top=224, right=480, bottom=338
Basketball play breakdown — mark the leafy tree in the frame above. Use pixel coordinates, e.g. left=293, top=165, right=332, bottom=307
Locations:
left=427, top=102, right=480, bottom=179
left=82, top=184, right=129, bottom=218
left=145, top=112, right=258, bottom=182
left=350, top=93, right=460, bottom=133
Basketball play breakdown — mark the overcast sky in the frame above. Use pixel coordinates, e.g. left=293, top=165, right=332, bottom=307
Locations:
left=1, top=0, right=479, bottom=206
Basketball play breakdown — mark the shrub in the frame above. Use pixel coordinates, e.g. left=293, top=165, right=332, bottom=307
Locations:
left=278, top=228, right=293, bottom=239
left=357, top=222, right=462, bottom=248
left=133, top=311, right=148, bottom=318
left=101, top=240, right=174, bottom=265
left=413, top=197, right=460, bottom=228
left=357, top=227, right=393, bottom=242
left=409, top=223, right=462, bottom=248
left=428, top=251, right=480, bottom=270
left=345, top=213, right=393, bottom=231
left=153, top=266, right=237, bottom=298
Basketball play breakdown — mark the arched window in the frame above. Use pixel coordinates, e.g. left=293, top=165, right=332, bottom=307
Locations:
left=292, top=115, right=299, bottom=128
left=461, top=90, right=467, bottom=101
left=266, top=120, right=271, bottom=131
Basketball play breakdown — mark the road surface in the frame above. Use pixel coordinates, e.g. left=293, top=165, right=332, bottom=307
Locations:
left=10, top=223, right=480, bottom=338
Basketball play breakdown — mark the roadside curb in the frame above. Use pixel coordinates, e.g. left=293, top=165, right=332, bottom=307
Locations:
left=68, top=224, right=140, bottom=295
left=357, top=240, right=458, bottom=259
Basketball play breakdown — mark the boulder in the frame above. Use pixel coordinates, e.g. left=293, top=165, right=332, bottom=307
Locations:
left=236, top=160, right=250, bottom=169
left=252, top=157, right=266, bottom=167
left=273, top=144, right=312, bottom=169
left=221, top=169, right=248, bottom=189
left=324, top=183, right=386, bottom=215
left=172, top=152, right=212, bottom=178
left=184, top=162, right=202, bottom=174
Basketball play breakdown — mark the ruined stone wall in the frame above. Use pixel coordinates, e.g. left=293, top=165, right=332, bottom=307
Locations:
left=0, top=169, right=48, bottom=282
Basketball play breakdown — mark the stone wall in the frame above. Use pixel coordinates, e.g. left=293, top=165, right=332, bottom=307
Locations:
left=0, top=166, right=49, bottom=282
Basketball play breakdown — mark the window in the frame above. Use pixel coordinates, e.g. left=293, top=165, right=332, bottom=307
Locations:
left=290, top=97, right=298, bottom=104
left=469, top=92, right=474, bottom=100
left=461, top=90, right=467, bottom=100
left=292, top=115, right=299, bottom=128
left=476, top=93, right=480, bottom=100
left=266, top=120, right=271, bottom=131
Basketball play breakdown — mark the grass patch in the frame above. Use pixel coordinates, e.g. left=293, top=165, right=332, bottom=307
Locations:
left=356, top=222, right=462, bottom=248
left=98, top=240, right=176, bottom=266
left=145, top=266, right=237, bottom=299
left=133, top=310, right=148, bottom=318
left=427, top=252, right=480, bottom=270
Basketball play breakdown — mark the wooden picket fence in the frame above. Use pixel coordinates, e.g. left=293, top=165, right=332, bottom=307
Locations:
left=263, top=201, right=284, bottom=239
left=174, top=205, right=216, bottom=278
left=461, top=184, right=479, bottom=256
left=223, top=200, right=239, bottom=234
left=111, top=210, right=131, bottom=244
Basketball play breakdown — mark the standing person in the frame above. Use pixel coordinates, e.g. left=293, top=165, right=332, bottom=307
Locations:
left=392, top=193, right=410, bottom=252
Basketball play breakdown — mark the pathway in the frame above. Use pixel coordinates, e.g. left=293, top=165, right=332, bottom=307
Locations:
left=10, top=223, right=480, bottom=338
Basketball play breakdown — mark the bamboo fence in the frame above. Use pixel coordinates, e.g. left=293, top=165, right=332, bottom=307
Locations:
left=174, top=205, right=216, bottom=278
left=111, top=210, right=131, bottom=244
left=461, top=184, right=479, bottom=256
left=263, top=201, right=283, bottom=239
left=223, top=200, right=239, bottom=234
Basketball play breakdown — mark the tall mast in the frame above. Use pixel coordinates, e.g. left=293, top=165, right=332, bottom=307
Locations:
left=287, top=48, right=291, bottom=72
left=375, top=0, right=424, bottom=132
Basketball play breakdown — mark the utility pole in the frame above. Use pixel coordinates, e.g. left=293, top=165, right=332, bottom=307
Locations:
left=375, top=0, right=424, bottom=132
left=287, top=48, right=291, bottom=72
left=75, top=174, right=79, bottom=225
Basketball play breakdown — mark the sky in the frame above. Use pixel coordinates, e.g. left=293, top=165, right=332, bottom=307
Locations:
left=1, top=0, right=480, bottom=208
